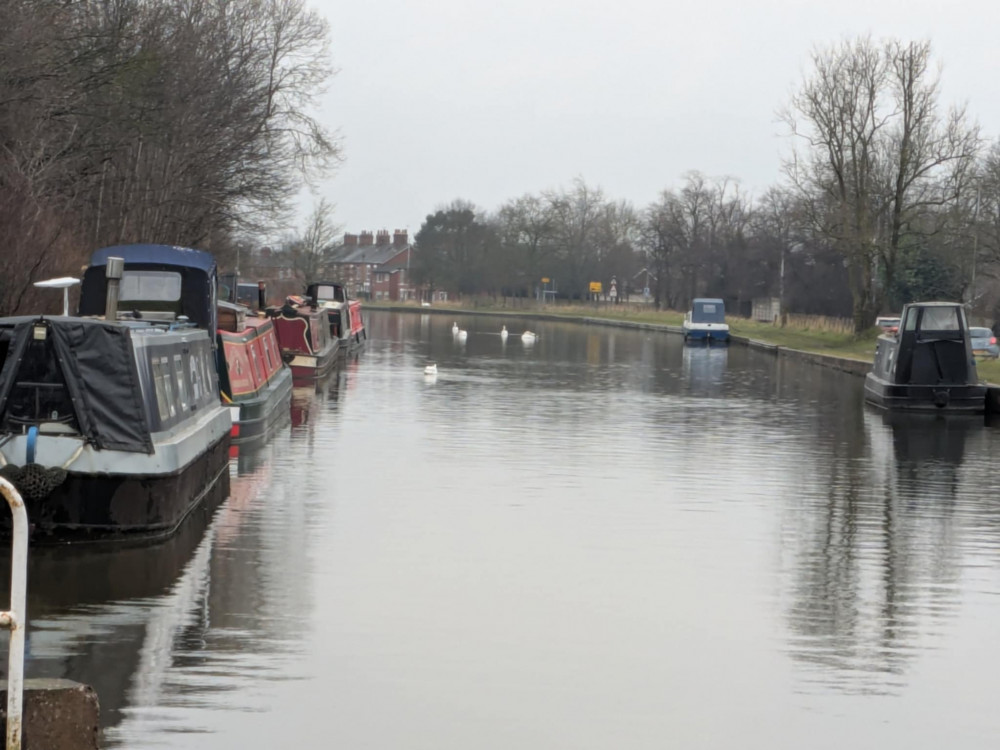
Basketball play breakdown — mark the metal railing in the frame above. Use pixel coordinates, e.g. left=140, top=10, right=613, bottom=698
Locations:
left=0, top=478, right=27, bottom=750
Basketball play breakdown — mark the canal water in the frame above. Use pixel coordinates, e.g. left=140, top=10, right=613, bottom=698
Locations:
left=6, top=309, right=1000, bottom=748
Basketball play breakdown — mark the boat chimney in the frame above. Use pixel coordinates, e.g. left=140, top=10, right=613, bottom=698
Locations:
left=105, top=256, right=124, bottom=320
left=258, top=281, right=267, bottom=312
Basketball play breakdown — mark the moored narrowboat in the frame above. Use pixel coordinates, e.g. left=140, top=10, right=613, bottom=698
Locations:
left=305, top=280, right=366, bottom=353
left=864, top=301, right=986, bottom=413
left=82, top=245, right=293, bottom=443
left=683, top=298, right=730, bottom=343
left=216, top=301, right=293, bottom=443
left=0, top=252, right=232, bottom=542
left=270, top=296, right=339, bottom=382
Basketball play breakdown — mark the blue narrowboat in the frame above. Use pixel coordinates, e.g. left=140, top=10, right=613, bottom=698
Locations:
left=683, top=298, right=730, bottom=343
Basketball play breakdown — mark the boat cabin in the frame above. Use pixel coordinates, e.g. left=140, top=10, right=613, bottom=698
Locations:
left=305, top=280, right=365, bottom=344
left=865, top=301, right=985, bottom=412
left=79, top=244, right=218, bottom=336
left=872, top=303, right=974, bottom=385
left=683, top=298, right=730, bottom=342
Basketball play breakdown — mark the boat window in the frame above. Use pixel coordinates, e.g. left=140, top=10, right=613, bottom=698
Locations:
left=919, top=306, right=960, bottom=331
left=189, top=355, right=202, bottom=403
left=263, top=336, right=275, bottom=371
left=152, top=358, right=171, bottom=422
left=199, top=349, right=215, bottom=402
left=173, top=354, right=189, bottom=412
left=159, top=356, right=177, bottom=418
left=314, top=284, right=345, bottom=302
left=120, top=271, right=183, bottom=302
left=692, top=301, right=725, bottom=324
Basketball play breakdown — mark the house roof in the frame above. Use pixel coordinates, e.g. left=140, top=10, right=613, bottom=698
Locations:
left=330, top=242, right=410, bottom=266
left=377, top=253, right=411, bottom=272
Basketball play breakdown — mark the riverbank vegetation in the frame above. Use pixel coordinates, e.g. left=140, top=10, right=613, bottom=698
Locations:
left=372, top=299, right=882, bottom=360
left=411, top=37, right=999, bottom=335
left=377, top=298, right=1000, bottom=381
left=0, top=0, right=336, bottom=314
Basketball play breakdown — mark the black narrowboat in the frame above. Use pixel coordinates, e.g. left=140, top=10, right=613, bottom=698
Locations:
left=864, top=301, right=986, bottom=413
left=0, top=251, right=232, bottom=541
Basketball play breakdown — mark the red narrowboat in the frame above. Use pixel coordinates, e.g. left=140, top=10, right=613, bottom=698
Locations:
left=216, top=301, right=293, bottom=443
left=270, top=296, right=339, bottom=382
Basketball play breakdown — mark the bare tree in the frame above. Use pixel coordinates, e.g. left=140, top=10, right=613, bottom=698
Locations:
left=782, top=36, right=980, bottom=331
left=288, top=198, right=341, bottom=283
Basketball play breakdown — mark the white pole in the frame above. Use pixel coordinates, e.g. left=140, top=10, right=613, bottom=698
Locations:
left=0, top=478, right=28, bottom=750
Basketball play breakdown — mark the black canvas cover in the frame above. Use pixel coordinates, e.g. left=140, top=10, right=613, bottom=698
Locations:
left=0, top=317, right=153, bottom=454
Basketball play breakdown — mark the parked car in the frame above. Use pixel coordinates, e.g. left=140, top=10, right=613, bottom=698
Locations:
left=875, top=315, right=901, bottom=335
left=970, top=326, right=1000, bottom=359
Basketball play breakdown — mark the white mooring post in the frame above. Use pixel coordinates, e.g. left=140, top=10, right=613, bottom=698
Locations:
left=0, top=478, right=28, bottom=750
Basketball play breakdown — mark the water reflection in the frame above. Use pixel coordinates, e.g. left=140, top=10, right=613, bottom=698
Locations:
left=681, top=344, right=728, bottom=396
left=783, top=407, right=997, bottom=694
left=0, top=415, right=326, bottom=747
left=5, top=312, right=1000, bottom=748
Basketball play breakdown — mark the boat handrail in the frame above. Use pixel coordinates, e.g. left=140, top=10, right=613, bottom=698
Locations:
left=0, top=477, right=28, bottom=750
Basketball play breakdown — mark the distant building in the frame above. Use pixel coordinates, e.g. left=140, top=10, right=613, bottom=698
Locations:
left=330, top=229, right=415, bottom=301
left=230, top=228, right=423, bottom=304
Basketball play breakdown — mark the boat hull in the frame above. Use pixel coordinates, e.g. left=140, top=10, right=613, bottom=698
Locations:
left=684, top=328, right=730, bottom=343
left=683, top=324, right=730, bottom=343
left=2, top=430, right=231, bottom=544
left=864, top=374, right=987, bottom=413
left=229, top=364, right=293, bottom=443
left=288, top=343, right=339, bottom=383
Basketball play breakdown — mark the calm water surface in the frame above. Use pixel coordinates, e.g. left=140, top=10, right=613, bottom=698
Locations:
left=9, top=309, right=1000, bottom=748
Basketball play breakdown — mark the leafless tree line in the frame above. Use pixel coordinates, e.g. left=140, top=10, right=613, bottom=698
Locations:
left=417, top=36, right=1000, bottom=332
left=0, top=0, right=336, bottom=314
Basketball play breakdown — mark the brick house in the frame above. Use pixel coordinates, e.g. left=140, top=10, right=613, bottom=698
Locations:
left=331, top=229, right=415, bottom=300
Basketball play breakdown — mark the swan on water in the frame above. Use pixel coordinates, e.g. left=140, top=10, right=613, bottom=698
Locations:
left=452, top=322, right=459, bottom=334
left=456, top=329, right=468, bottom=342
left=521, top=330, right=537, bottom=343
left=424, top=363, right=438, bottom=375
left=500, top=325, right=508, bottom=340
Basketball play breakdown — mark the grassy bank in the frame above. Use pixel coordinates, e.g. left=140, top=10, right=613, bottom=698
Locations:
left=372, top=300, right=879, bottom=359
left=371, top=300, right=1000, bottom=381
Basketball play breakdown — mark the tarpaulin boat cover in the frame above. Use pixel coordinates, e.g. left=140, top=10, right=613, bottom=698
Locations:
left=0, top=317, right=154, bottom=454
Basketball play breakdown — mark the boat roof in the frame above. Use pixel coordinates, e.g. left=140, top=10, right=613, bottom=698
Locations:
left=307, top=280, right=346, bottom=288
left=88, top=244, right=216, bottom=273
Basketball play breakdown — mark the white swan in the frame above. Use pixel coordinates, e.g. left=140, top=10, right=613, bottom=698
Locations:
left=456, top=329, right=468, bottom=343
left=452, top=322, right=459, bottom=335
left=424, top=363, right=438, bottom=375
left=521, top=330, right=537, bottom=343
left=500, top=325, right=508, bottom=341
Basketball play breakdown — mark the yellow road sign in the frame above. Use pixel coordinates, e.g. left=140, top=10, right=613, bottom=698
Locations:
left=589, top=281, right=602, bottom=293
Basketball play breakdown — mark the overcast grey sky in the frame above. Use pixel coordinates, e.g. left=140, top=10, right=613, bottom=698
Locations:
left=308, top=0, right=1000, bottom=236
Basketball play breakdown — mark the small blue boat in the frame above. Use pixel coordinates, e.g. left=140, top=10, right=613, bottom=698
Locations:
left=683, top=298, right=730, bottom=343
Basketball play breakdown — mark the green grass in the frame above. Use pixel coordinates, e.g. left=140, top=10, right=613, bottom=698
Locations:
left=375, top=300, right=877, bottom=360
left=375, top=300, right=1000, bottom=384
left=976, top=357, right=1000, bottom=383
left=729, top=318, right=879, bottom=360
